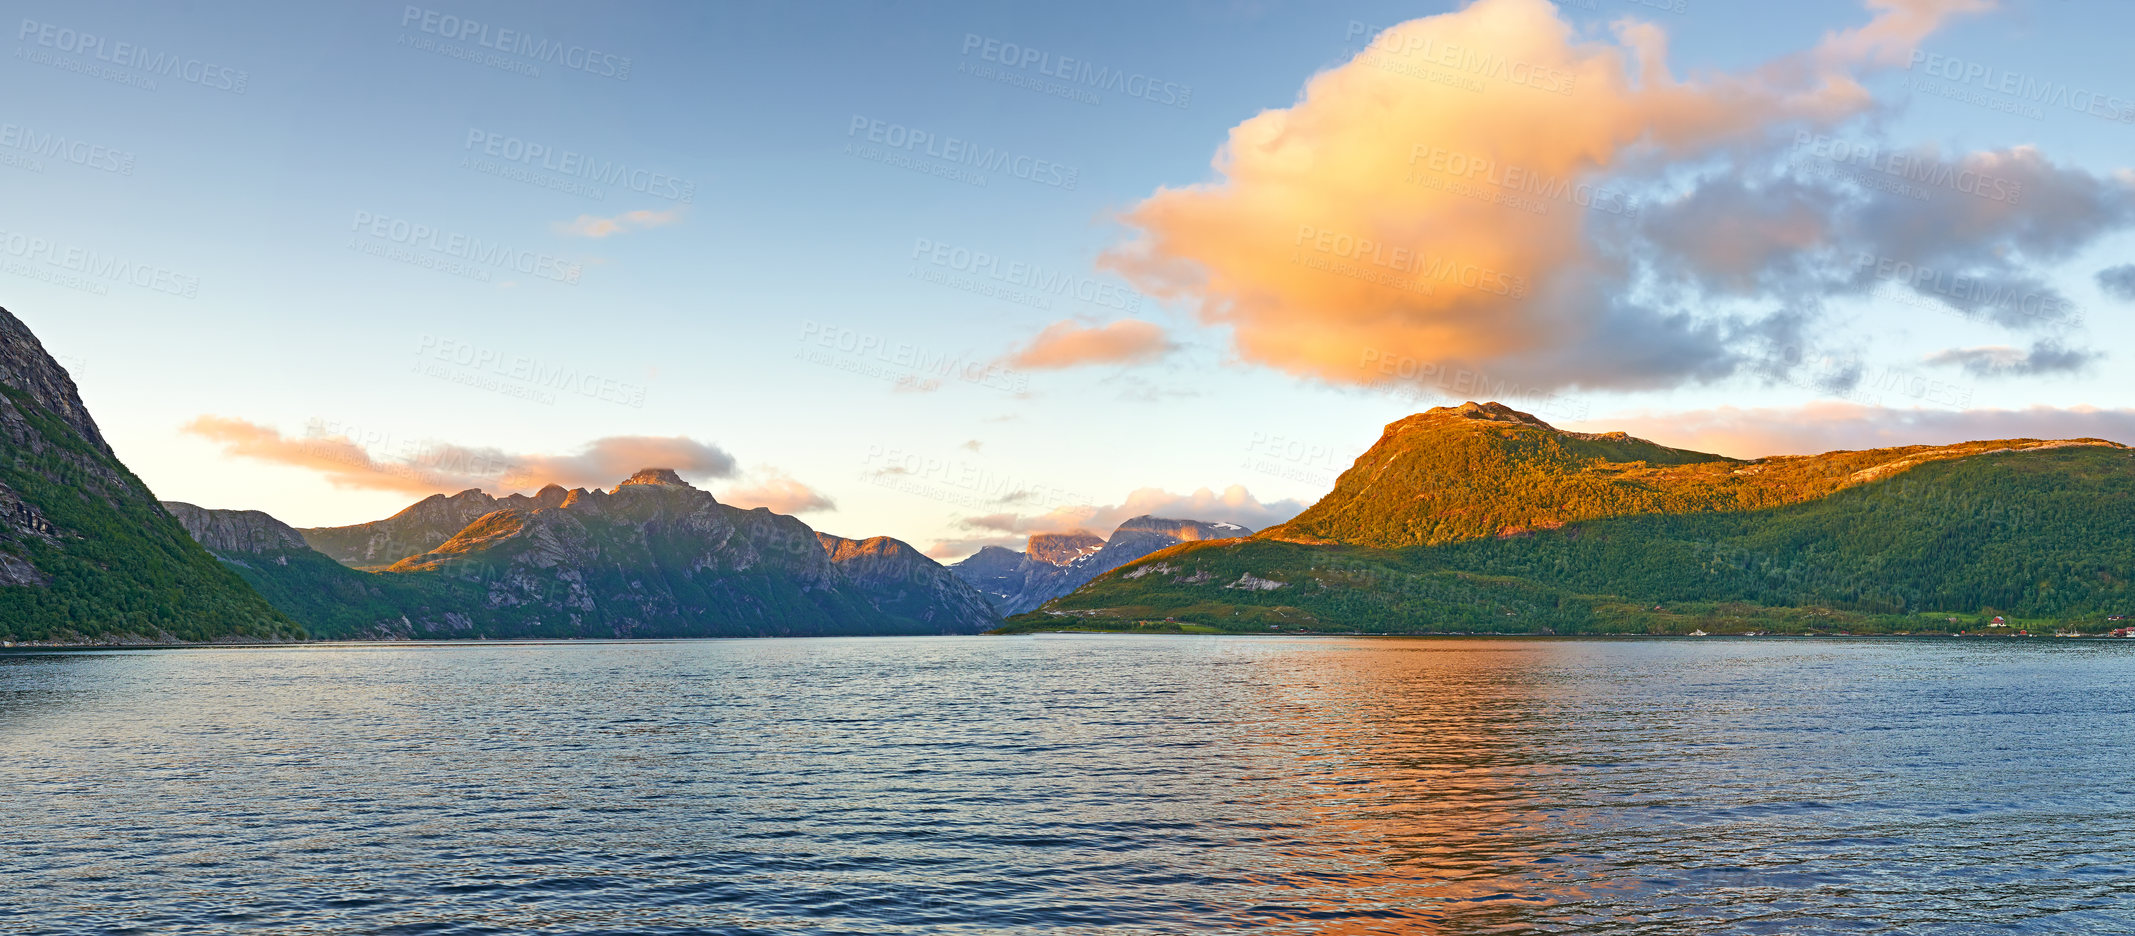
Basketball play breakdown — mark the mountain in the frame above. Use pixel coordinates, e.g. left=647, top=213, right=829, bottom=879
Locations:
left=165, top=468, right=1000, bottom=639
left=816, top=532, right=1000, bottom=630
left=0, top=306, right=296, bottom=644
left=951, top=515, right=1253, bottom=614
left=1004, top=402, right=2135, bottom=635
left=299, top=485, right=568, bottom=569
left=164, top=502, right=430, bottom=639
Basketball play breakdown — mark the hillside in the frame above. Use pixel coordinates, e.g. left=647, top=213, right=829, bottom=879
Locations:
left=1009, top=404, right=2134, bottom=635
left=0, top=307, right=296, bottom=644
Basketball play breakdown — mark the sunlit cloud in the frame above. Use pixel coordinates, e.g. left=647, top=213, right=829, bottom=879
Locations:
left=719, top=472, right=837, bottom=514
left=182, top=416, right=736, bottom=495
left=1004, top=318, right=1174, bottom=369
left=1099, top=0, right=2135, bottom=393
left=554, top=207, right=685, bottom=238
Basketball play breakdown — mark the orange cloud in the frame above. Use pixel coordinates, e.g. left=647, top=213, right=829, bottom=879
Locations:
left=1005, top=319, right=1173, bottom=369
left=1574, top=402, right=2135, bottom=459
left=1101, top=0, right=1998, bottom=391
left=720, top=473, right=837, bottom=514
left=554, top=208, right=684, bottom=238
left=182, top=416, right=736, bottom=495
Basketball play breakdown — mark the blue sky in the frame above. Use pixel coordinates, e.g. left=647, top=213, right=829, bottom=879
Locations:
left=6, top=0, right=2132, bottom=558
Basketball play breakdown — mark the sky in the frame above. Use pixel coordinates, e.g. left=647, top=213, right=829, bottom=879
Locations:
left=5, top=0, right=2132, bottom=560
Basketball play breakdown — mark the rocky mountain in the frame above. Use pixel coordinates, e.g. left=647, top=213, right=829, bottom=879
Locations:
left=1008, top=402, right=2135, bottom=635
left=167, top=468, right=1000, bottom=640
left=0, top=306, right=296, bottom=644
left=817, top=532, right=1000, bottom=630
left=951, top=515, right=1253, bottom=614
left=299, top=485, right=569, bottom=569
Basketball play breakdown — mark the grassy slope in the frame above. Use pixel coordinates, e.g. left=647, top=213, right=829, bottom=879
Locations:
left=0, top=387, right=298, bottom=643
left=1008, top=447, right=2135, bottom=636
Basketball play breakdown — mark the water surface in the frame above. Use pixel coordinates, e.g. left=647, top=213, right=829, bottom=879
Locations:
left=3, top=636, right=2131, bottom=934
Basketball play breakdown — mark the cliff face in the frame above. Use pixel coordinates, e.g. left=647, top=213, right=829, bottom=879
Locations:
left=0, top=306, right=296, bottom=643
left=164, top=502, right=310, bottom=554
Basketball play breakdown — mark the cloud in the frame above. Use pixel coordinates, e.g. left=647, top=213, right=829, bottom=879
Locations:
left=1924, top=339, right=2100, bottom=376
left=719, top=473, right=837, bottom=514
left=2100, top=264, right=2135, bottom=301
left=924, top=484, right=1308, bottom=558
left=554, top=208, right=684, bottom=238
left=1004, top=319, right=1174, bottom=369
left=1577, top=402, right=2135, bottom=458
left=182, top=417, right=736, bottom=495
left=1098, top=0, right=2135, bottom=393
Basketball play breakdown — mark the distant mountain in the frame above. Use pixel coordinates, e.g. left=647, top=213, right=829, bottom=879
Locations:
left=951, top=515, right=1252, bottom=614
left=1007, top=402, right=2135, bottom=635
left=817, top=532, right=999, bottom=630
left=0, top=306, right=296, bottom=645
left=169, top=468, right=1000, bottom=639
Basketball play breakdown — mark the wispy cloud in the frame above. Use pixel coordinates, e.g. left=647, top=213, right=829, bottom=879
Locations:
left=1925, top=340, right=2100, bottom=376
left=554, top=207, right=685, bottom=238
left=2099, top=264, right=2135, bottom=301
left=1004, top=319, right=1173, bottom=369
left=182, top=416, right=736, bottom=495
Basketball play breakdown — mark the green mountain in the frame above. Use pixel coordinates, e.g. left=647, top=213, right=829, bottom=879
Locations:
left=0, top=307, right=296, bottom=645
left=1006, top=402, right=2135, bottom=636
left=167, top=470, right=1001, bottom=639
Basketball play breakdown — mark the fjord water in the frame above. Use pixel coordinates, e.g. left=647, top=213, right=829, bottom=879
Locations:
left=3, top=637, right=2131, bottom=935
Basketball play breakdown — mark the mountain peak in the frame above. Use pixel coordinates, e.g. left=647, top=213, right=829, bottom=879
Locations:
left=1417, top=400, right=1557, bottom=431
left=615, top=468, right=692, bottom=490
